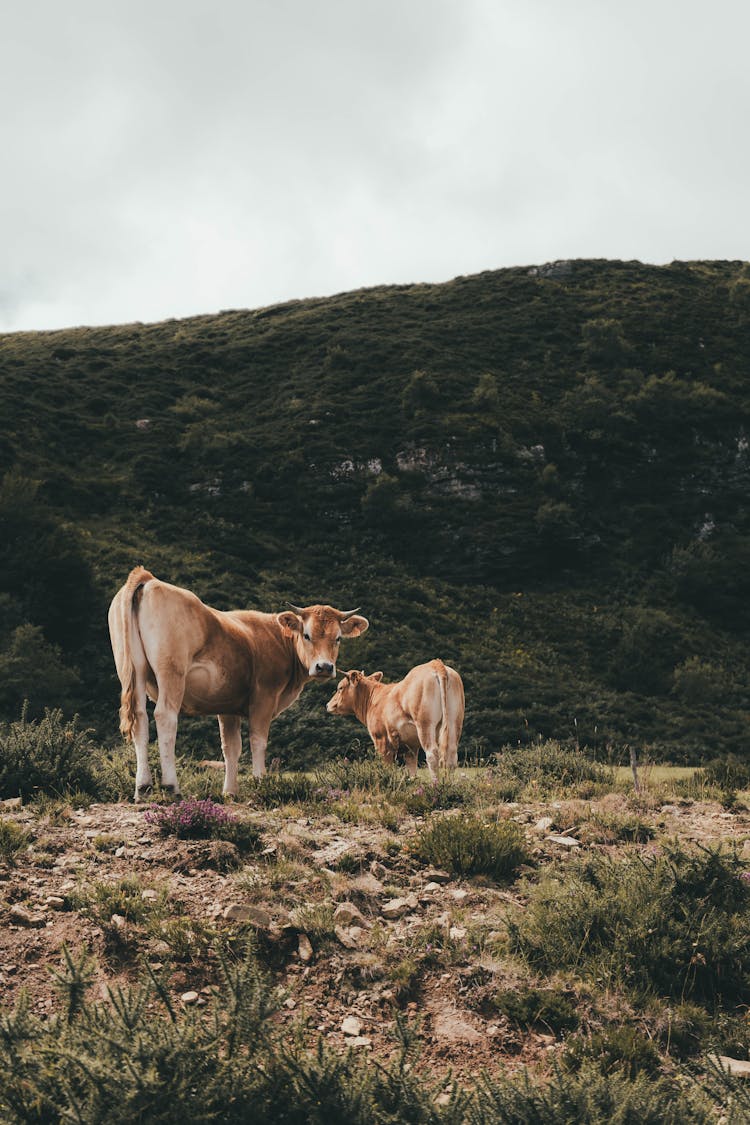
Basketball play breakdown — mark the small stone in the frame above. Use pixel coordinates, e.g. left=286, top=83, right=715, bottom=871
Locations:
left=110, top=913, right=127, bottom=929
left=351, top=873, right=384, bottom=896
left=333, top=902, right=368, bottom=927
left=9, top=904, right=45, bottom=927
left=284, top=998, right=297, bottom=1010
left=423, top=869, right=451, bottom=884
left=341, top=1015, right=362, bottom=1036
left=335, top=925, right=359, bottom=949
left=381, top=898, right=411, bottom=919
left=346, top=1035, right=371, bottom=1047
left=449, top=926, right=467, bottom=941
left=422, top=882, right=440, bottom=893
left=534, top=817, right=554, bottom=833
left=546, top=835, right=581, bottom=848
left=181, top=991, right=199, bottom=1005
left=297, top=934, right=314, bottom=963
left=141, top=889, right=158, bottom=901
left=223, top=904, right=271, bottom=928
left=2, top=797, right=22, bottom=809
left=114, top=847, right=126, bottom=858
left=449, top=888, right=468, bottom=902
left=45, top=896, right=66, bottom=911
left=710, top=1054, right=750, bottom=1078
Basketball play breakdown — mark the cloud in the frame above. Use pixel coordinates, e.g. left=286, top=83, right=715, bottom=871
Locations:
left=1, top=0, right=749, bottom=331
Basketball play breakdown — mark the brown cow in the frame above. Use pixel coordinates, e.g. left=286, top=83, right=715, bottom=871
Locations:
left=108, top=566, right=368, bottom=801
left=326, top=660, right=465, bottom=779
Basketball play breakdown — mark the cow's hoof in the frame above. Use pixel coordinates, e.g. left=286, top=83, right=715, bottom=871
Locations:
left=222, top=791, right=239, bottom=802
left=162, top=785, right=182, bottom=801
left=135, top=785, right=153, bottom=803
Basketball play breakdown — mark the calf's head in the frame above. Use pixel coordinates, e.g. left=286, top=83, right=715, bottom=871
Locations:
left=326, top=669, right=383, bottom=714
left=276, top=604, right=369, bottom=679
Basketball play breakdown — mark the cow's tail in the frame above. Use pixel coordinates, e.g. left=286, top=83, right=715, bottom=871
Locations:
left=117, top=566, right=154, bottom=741
left=435, top=660, right=451, bottom=770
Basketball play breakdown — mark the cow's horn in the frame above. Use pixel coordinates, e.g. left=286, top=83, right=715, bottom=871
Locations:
left=287, top=602, right=305, bottom=615
left=339, top=607, right=361, bottom=620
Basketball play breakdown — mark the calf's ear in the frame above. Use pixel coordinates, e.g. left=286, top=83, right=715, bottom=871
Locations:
left=277, top=611, right=302, bottom=636
left=340, top=614, right=369, bottom=637
left=369, top=671, right=384, bottom=682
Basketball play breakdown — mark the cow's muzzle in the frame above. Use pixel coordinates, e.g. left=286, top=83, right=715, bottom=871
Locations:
left=310, top=661, right=335, bottom=679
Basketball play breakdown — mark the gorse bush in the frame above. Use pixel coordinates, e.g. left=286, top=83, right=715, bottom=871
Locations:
left=564, top=1026, right=661, bottom=1079
left=0, top=947, right=723, bottom=1124
left=0, top=707, right=102, bottom=799
left=413, top=815, right=530, bottom=881
left=508, top=844, right=750, bottom=1007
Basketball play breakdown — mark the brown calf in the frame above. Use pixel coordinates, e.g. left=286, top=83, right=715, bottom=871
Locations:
left=326, top=660, right=465, bottom=779
left=108, top=567, right=368, bottom=800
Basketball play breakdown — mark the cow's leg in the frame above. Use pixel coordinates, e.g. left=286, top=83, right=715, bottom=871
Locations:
left=416, top=721, right=440, bottom=781
left=372, top=735, right=396, bottom=767
left=248, top=702, right=275, bottom=778
left=153, top=678, right=183, bottom=797
left=218, top=714, right=242, bottom=798
left=133, top=698, right=153, bottom=802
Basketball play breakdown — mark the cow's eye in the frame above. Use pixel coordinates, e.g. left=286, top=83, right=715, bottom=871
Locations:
left=303, top=632, right=311, bottom=642
left=335, top=637, right=341, bottom=645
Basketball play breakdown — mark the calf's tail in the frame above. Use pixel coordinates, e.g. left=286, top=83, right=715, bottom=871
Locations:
left=435, top=661, right=451, bottom=769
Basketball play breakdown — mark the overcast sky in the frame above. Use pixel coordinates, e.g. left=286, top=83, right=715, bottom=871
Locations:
left=2, top=0, right=748, bottom=332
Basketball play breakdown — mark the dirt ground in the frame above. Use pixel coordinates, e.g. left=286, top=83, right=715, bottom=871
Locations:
left=1, top=784, right=748, bottom=1085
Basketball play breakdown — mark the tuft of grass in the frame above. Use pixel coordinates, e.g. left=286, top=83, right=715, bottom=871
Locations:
left=0, top=817, right=31, bottom=862
left=69, top=875, right=166, bottom=926
left=246, top=774, right=316, bottom=808
left=413, top=815, right=530, bottom=881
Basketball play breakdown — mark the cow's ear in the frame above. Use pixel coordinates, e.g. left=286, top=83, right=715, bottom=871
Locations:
left=369, top=671, right=384, bottom=682
left=277, top=611, right=302, bottom=636
left=340, top=614, right=369, bottom=637
left=347, top=670, right=361, bottom=683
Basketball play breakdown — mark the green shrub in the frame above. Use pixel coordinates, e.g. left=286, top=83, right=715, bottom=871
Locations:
left=488, top=986, right=580, bottom=1033
left=508, top=845, right=750, bottom=1007
left=564, top=1026, right=661, bottom=1079
left=403, top=778, right=467, bottom=815
left=701, top=754, right=750, bottom=792
left=491, top=742, right=614, bottom=796
left=413, top=815, right=530, bottom=881
left=0, top=707, right=103, bottom=799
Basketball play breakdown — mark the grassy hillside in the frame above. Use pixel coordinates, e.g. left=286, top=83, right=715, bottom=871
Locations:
left=1, top=258, right=749, bottom=763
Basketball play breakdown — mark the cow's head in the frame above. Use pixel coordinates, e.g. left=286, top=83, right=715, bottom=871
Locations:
left=326, top=668, right=383, bottom=714
left=276, top=604, right=369, bottom=680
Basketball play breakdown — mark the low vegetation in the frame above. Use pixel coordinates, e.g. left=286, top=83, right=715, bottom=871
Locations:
left=0, top=751, right=747, bottom=1121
